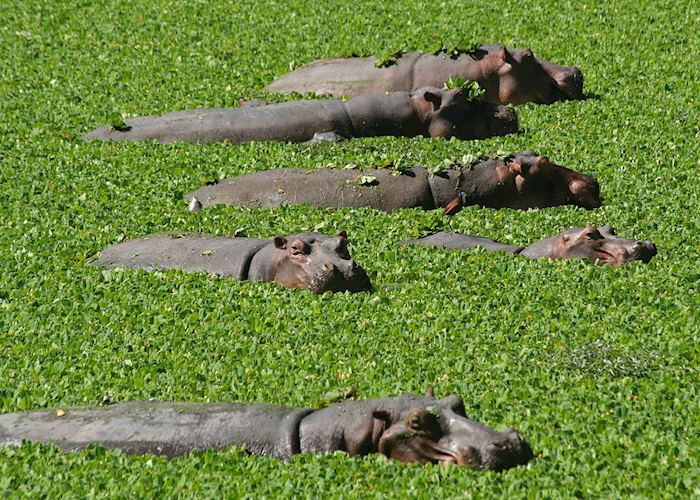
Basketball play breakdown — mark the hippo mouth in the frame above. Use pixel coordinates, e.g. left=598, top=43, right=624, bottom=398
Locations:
left=391, top=435, right=532, bottom=471
left=589, top=243, right=657, bottom=265
left=409, top=439, right=473, bottom=466
left=379, top=434, right=476, bottom=467
left=588, top=247, right=621, bottom=265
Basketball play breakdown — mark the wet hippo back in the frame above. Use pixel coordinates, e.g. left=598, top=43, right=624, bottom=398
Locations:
left=92, top=232, right=270, bottom=279
left=0, top=402, right=313, bottom=459
left=83, top=101, right=354, bottom=144
left=188, top=168, right=436, bottom=212
left=399, top=232, right=522, bottom=254
left=266, top=53, right=422, bottom=97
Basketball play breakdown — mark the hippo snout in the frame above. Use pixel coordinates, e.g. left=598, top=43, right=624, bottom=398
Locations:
left=309, top=259, right=371, bottom=293
left=481, top=428, right=534, bottom=471
left=557, top=66, right=584, bottom=100
left=486, top=104, right=519, bottom=137
left=633, top=241, right=657, bottom=263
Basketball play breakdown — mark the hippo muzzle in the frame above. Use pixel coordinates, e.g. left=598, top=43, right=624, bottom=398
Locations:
left=591, top=225, right=657, bottom=264
left=553, top=225, right=658, bottom=265
left=483, top=103, right=519, bottom=138
left=549, top=66, right=584, bottom=101
left=376, top=396, right=533, bottom=471
left=307, top=257, right=370, bottom=294
left=433, top=410, right=533, bottom=471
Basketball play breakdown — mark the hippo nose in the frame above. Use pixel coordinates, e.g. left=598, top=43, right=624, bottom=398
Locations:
left=635, top=241, right=658, bottom=263
left=560, top=67, right=584, bottom=99
left=504, top=427, right=525, bottom=444
left=488, top=105, right=518, bottom=137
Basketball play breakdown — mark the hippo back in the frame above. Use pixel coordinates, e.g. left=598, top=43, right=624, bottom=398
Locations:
left=187, top=168, right=436, bottom=212
left=83, top=101, right=354, bottom=145
left=0, top=402, right=313, bottom=459
left=266, top=53, right=422, bottom=97
left=399, top=232, right=522, bottom=254
left=92, top=232, right=270, bottom=279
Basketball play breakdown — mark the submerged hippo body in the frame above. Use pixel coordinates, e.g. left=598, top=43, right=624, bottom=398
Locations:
left=187, top=152, right=600, bottom=212
left=82, top=87, right=517, bottom=144
left=92, top=231, right=371, bottom=293
left=267, top=45, right=584, bottom=105
left=401, top=225, right=657, bottom=265
left=0, top=391, right=534, bottom=471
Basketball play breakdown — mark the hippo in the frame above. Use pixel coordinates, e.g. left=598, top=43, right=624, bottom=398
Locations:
left=0, top=389, right=534, bottom=471
left=400, top=225, right=657, bottom=265
left=91, top=231, right=371, bottom=293
left=82, top=86, right=517, bottom=145
left=186, top=152, right=600, bottom=213
left=266, top=45, right=584, bottom=105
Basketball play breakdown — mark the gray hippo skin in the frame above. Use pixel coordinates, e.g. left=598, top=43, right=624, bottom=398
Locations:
left=401, top=225, right=657, bottom=265
left=92, top=231, right=371, bottom=293
left=267, top=45, right=584, bottom=105
left=187, top=152, right=600, bottom=213
left=0, top=390, right=534, bottom=471
left=82, top=86, right=517, bottom=144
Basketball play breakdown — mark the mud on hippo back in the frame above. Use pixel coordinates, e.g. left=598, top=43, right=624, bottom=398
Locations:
left=92, top=231, right=371, bottom=293
left=82, top=87, right=517, bottom=145
left=402, top=225, right=657, bottom=265
left=0, top=390, right=533, bottom=471
left=266, top=45, right=584, bottom=105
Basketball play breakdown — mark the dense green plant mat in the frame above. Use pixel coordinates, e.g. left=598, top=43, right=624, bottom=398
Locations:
left=1, top=0, right=698, bottom=496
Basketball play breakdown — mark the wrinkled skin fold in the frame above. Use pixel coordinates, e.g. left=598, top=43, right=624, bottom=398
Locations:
left=401, top=225, right=657, bottom=265
left=267, top=45, right=584, bottom=105
left=0, top=391, right=533, bottom=471
left=91, top=231, right=371, bottom=293
left=187, top=152, right=600, bottom=213
left=82, top=87, right=517, bottom=144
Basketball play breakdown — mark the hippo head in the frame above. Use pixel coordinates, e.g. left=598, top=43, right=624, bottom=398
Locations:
left=272, top=231, right=371, bottom=293
left=520, top=225, right=658, bottom=265
left=374, top=391, right=533, bottom=471
left=478, top=45, right=584, bottom=105
left=452, top=151, right=600, bottom=211
left=410, top=86, right=518, bottom=140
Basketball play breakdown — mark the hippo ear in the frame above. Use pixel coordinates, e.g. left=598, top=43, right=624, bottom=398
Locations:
left=522, top=48, right=534, bottom=59
left=337, top=230, right=347, bottom=240
left=496, top=46, right=509, bottom=62
left=273, top=236, right=287, bottom=249
left=423, top=91, right=442, bottom=110
left=425, top=385, right=435, bottom=398
left=439, top=394, right=466, bottom=416
left=535, top=155, right=549, bottom=168
left=508, top=158, right=528, bottom=176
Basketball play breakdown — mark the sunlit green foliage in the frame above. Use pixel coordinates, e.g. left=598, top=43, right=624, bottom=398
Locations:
left=0, top=0, right=698, bottom=496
